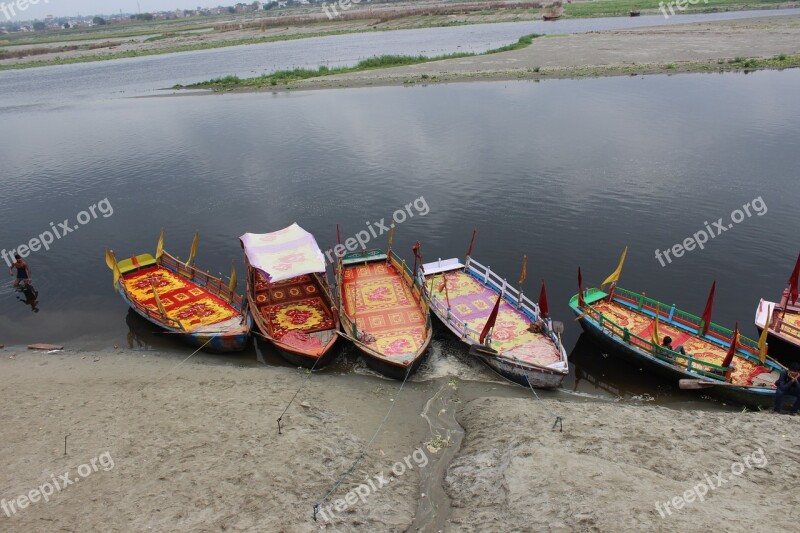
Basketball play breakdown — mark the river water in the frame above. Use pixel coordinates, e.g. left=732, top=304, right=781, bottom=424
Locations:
left=1, top=12, right=798, bottom=404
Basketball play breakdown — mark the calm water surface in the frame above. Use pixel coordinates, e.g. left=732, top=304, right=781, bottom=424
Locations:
left=1, top=19, right=798, bottom=404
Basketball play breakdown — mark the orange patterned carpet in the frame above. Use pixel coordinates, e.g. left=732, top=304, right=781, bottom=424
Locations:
left=342, top=262, right=427, bottom=359
left=254, top=273, right=334, bottom=340
left=428, top=271, right=561, bottom=367
left=591, top=300, right=762, bottom=385
left=123, top=266, right=237, bottom=331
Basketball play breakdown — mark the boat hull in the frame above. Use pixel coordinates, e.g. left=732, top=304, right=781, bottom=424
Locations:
left=474, top=349, right=566, bottom=389
left=755, top=326, right=800, bottom=362
left=360, top=330, right=432, bottom=380
left=119, top=283, right=251, bottom=353
left=573, top=308, right=776, bottom=408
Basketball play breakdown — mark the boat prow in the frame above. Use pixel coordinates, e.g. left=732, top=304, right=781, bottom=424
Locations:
left=421, top=255, right=568, bottom=389
left=337, top=248, right=432, bottom=380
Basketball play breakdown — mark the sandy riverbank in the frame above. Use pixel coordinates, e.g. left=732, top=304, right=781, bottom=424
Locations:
left=195, top=13, right=800, bottom=93
left=0, top=347, right=797, bottom=532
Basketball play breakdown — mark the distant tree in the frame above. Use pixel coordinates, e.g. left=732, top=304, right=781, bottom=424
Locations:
left=93, top=16, right=107, bottom=25
left=63, top=22, right=71, bottom=29
left=33, top=21, right=46, bottom=31
left=227, top=6, right=236, bottom=13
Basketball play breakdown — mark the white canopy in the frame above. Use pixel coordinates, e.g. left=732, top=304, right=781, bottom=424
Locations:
left=240, top=223, right=326, bottom=284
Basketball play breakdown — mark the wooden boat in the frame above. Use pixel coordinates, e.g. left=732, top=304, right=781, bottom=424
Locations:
left=754, top=254, right=800, bottom=360
left=241, top=224, right=340, bottom=369
left=569, top=285, right=786, bottom=408
left=629, top=9, right=641, bottom=16
left=420, top=255, right=568, bottom=389
left=105, top=234, right=251, bottom=353
left=542, top=13, right=562, bottom=20
left=336, top=246, right=432, bottom=380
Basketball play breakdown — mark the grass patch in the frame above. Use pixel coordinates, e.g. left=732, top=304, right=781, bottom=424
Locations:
left=182, top=33, right=542, bottom=90
left=564, top=0, right=789, bottom=18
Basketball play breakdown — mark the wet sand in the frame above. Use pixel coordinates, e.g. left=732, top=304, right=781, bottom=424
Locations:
left=1, top=346, right=798, bottom=531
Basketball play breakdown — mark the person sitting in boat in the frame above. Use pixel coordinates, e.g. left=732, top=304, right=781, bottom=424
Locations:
left=773, top=362, right=800, bottom=415
left=661, top=336, right=686, bottom=357
left=9, top=254, right=32, bottom=289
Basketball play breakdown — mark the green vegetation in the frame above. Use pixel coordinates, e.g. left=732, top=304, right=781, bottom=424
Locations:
left=564, top=0, right=790, bottom=18
left=181, top=34, right=542, bottom=90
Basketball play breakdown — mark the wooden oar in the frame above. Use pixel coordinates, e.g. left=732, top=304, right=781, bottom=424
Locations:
left=679, top=379, right=742, bottom=390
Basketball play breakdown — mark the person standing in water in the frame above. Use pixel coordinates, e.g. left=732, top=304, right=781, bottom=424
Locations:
left=9, top=254, right=31, bottom=289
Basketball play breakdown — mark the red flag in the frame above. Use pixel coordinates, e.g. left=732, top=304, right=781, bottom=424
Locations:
left=578, top=267, right=585, bottom=307
left=412, top=241, right=421, bottom=275
left=479, top=293, right=502, bottom=344
left=539, top=279, right=549, bottom=318
left=700, top=281, right=716, bottom=335
left=788, top=253, right=800, bottom=305
left=721, top=322, right=739, bottom=370
left=466, top=229, right=477, bottom=258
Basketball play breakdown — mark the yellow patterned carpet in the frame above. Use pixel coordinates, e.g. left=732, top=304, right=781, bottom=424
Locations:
left=427, top=271, right=561, bottom=367
left=343, top=262, right=427, bottom=359
left=591, top=300, right=765, bottom=385
left=123, top=267, right=236, bottom=331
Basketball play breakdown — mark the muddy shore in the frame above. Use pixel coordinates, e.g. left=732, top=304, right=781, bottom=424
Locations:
left=1, top=347, right=797, bottom=531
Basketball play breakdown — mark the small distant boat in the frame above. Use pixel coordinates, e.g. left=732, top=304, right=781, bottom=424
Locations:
left=419, top=233, right=568, bottom=389
left=630, top=9, right=641, bottom=16
left=335, top=233, right=432, bottom=380
left=542, top=13, right=562, bottom=21
left=105, top=230, right=252, bottom=353
left=755, top=253, right=800, bottom=360
left=569, top=258, right=785, bottom=407
left=241, top=224, right=340, bottom=369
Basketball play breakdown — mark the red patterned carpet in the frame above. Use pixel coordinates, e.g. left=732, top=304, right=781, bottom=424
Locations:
left=342, top=262, right=427, bottom=359
left=123, top=266, right=237, bottom=330
left=254, top=273, right=334, bottom=340
left=591, top=300, right=764, bottom=385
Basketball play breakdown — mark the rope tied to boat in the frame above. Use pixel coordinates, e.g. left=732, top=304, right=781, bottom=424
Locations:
left=526, top=376, right=564, bottom=432
left=275, top=336, right=326, bottom=436
left=313, top=362, right=415, bottom=522
left=138, top=334, right=219, bottom=391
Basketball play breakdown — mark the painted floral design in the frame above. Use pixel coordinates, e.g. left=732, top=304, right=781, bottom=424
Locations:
left=367, top=286, right=392, bottom=302
left=285, top=309, right=313, bottom=326
left=384, top=338, right=412, bottom=355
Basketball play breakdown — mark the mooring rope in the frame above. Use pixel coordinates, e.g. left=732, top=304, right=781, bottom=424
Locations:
left=526, top=377, right=564, bottom=432
left=313, top=362, right=415, bottom=521
left=138, top=333, right=219, bottom=391
left=274, top=336, right=326, bottom=435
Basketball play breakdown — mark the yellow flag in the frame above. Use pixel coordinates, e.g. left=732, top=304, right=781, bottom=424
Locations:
left=106, top=249, right=121, bottom=292
left=651, top=304, right=660, bottom=347
left=602, top=246, right=628, bottom=289
left=519, top=255, right=527, bottom=287
left=187, top=230, right=199, bottom=266
left=758, top=305, right=772, bottom=363
left=155, top=227, right=165, bottom=261
left=229, top=261, right=238, bottom=293
left=150, top=280, right=168, bottom=318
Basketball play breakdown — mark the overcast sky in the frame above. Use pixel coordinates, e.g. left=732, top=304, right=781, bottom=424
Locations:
left=2, top=1, right=235, bottom=20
